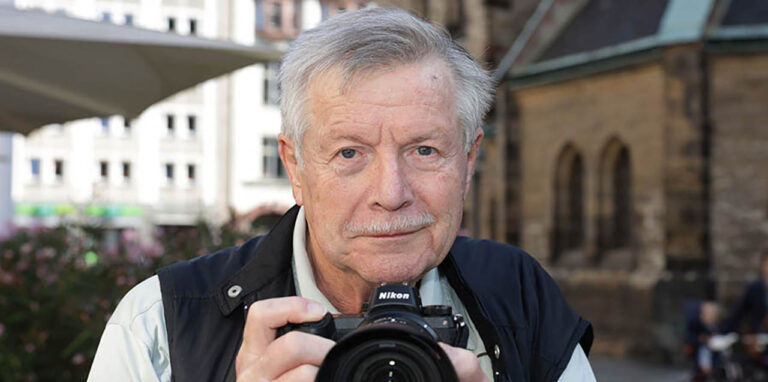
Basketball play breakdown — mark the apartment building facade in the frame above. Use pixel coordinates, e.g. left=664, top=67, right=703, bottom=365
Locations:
left=4, top=0, right=335, bottom=239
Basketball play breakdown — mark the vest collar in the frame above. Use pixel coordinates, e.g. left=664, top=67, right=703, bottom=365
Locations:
left=216, top=205, right=301, bottom=316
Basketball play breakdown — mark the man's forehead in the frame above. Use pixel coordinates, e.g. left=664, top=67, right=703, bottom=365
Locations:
left=307, top=58, right=455, bottom=98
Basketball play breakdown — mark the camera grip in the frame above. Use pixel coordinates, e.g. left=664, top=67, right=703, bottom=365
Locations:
left=275, top=311, right=336, bottom=340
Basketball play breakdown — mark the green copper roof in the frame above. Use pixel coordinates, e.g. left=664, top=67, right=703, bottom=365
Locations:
left=658, top=0, right=715, bottom=45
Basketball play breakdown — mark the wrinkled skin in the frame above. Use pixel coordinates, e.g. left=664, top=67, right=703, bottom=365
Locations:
left=236, top=59, right=487, bottom=381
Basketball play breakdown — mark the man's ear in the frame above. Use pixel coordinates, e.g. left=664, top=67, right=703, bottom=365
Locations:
left=278, top=133, right=303, bottom=206
left=464, top=130, right=484, bottom=196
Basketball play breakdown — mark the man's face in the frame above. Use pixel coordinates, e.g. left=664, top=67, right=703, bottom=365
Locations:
left=280, top=59, right=481, bottom=285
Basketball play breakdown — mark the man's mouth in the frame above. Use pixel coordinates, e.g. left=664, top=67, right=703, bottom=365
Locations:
left=364, top=227, right=423, bottom=238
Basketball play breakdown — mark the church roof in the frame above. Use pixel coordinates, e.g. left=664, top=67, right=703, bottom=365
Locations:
left=496, top=0, right=768, bottom=86
left=537, top=0, right=669, bottom=62
left=721, top=0, right=768, bottom=26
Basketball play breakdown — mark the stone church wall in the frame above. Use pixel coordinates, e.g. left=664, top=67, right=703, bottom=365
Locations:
left=514, top=63, right=667, bottom=270
left=709, top=52, right=768, bottom=302
left=511, top=63, right=670, bottom=355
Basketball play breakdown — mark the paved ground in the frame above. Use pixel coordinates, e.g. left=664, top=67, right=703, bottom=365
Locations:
left=591, top=356, right=690, bottom=382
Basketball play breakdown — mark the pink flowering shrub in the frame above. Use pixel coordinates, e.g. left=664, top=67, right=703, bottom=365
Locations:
left=0, top=222, right=252, bottom=381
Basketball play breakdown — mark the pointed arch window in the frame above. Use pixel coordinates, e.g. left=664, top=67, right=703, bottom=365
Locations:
left=598, top=138, right=632, bottom=260
left=552, top=144, right=585, bottom=262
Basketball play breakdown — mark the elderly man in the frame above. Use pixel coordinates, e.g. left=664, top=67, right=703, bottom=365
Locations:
left=89, top=7, right=593, bottom=382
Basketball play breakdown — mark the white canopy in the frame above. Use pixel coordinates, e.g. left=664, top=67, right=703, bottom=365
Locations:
left=0, top=6, right=282, bottom=134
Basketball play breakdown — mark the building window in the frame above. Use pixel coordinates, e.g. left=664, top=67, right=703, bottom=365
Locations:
left=166, top=114, right=175, bottom=136
left=101, top=11, right=111, bottom=22
left=187, top=164, right=196, bottom=182
left=122, top=161, right=131, bottom=181
left=270, top=2, right=282, bottom=27
left=256, top=0, right=302, bottom=39
left=168, top=17, right=176, bottom=32
left=263, top=61, right=280, bottom=105
left=100, top=161, right=109, bottom=180
left=262, top=137, right=286, bottom=178
left=124, top=14, right=134, bottom=25
left=54, top=159, right=64, bottom=180
left=552, top=144, right=584, bottom=263
left=320, top=0, right=362, bottom=21
left=597, top=138, right=633, bottom=262
left=189, top=19, right=198, bottom=35
left=612, top=149, right=631, bottom=244
left=488, top=197, right=498, bottom=240
left=165, top=163, right=174, bottom=182
left=123, top=116, right=132, bottom=134
left=445, top=0, right=466, bottom=39
left=30, top=158, right=40, bottom=181
left=100, top=117, right=110, bottom=134
left=187, top=115, right=197, bottom=136
left=504, top=138, right=520, bottom=245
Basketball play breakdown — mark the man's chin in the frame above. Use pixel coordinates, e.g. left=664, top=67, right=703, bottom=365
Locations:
left=354, top=256, right=436, bottom=285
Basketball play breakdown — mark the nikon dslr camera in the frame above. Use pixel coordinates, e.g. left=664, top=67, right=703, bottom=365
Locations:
left=277, top=284, right=469, bottom=381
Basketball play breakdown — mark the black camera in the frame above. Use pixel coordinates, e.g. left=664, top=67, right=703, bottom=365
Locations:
left=277, top=284, right=469, bottom=381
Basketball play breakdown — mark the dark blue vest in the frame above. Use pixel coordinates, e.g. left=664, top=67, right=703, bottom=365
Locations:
left=157, top=206, right=592, bottom=381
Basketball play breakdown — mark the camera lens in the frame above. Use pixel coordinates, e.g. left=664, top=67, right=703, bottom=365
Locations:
left=364, top=360, right=414, bottom=382
left=349, top=340, right=437, bottom=382
left=356, top=351, right=420, bottom=381
left=316, top=323, right=458, bottom=382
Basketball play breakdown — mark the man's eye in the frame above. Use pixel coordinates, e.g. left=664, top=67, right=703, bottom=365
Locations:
left=417, top=146, right=435, bottom=156
left=340, top=149, right=357, bottom=159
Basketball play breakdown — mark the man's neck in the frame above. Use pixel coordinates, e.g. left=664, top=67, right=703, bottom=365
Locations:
left=305, top=241, right=376, bottom=314
left=311, top=263, right=374, bottom=314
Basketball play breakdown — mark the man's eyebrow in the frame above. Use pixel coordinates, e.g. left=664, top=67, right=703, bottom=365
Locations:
left=327, top=131, right=371, bottom=142
left=409, top=133, right=441, bottom=143
left=325, top=129, right=448, bottom=145
left=404, top=130, right=453, bottom=145
left=323, top=131, right=379, bottom=147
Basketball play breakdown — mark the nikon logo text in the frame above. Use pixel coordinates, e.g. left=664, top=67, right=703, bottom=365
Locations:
left=379, top=292, right=410, bottom=300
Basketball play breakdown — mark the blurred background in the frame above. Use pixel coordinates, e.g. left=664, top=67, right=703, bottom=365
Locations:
left=1, top=0, right=766, bottom=380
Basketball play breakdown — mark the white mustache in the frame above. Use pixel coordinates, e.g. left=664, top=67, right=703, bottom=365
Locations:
left=344, top=213, right=436, bottom=235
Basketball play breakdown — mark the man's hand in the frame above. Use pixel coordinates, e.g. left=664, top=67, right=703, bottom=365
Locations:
left=236, top=297, right=335, bottom=381
left=439, top=343, right=490, bottom=382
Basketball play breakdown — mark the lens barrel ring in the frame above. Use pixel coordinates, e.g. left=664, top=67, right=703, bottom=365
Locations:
left=316, top=324, right=459, bottom=382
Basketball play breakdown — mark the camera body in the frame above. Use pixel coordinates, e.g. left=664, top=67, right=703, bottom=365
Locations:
left=277, top=284, right=469, bottom=347
left=277, top=284, right=469, bottom=381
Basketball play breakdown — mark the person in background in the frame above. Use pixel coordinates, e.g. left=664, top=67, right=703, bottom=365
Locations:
left=723, top=251, right=768, bottom=335
left=685, top=301, right=721, bottom=380
left=722, top=249, right=768, bottom=370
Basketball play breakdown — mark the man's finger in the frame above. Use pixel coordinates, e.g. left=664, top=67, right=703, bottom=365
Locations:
left=275, top=364, right=321, bottom=382
left=262, top=332, right=334, bottom=380
left=439, top=343, right=489, bottom=382
left=240, top=296, right=327, bottom=355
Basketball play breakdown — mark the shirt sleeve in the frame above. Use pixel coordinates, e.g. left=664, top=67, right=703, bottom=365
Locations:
left=87, top=276, right=171, bottom=382
left=556, top=345, right=596, bottom=382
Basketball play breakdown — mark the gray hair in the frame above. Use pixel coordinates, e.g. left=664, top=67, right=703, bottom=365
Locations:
left=279, top=7, right=494, bottom=162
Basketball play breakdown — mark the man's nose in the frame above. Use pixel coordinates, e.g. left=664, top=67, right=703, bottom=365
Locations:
left=371, top=155, right=414, bottom=211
